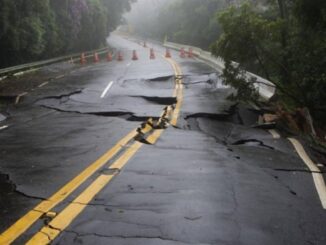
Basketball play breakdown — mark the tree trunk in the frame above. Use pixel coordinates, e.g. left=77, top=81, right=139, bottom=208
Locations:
left=277, top=0, right=291, bottom=85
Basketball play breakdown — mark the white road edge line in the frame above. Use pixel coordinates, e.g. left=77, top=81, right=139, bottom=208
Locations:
left=100, top=81, right=114, bottom=98
left=268, top=129, right=281, bottom=139
left=288, top=137, right=326, bottom=209
left=38, top=81, right=49, bottom=88
left=15, top=92, right=28, bottom=104
left=0, top=125, right=8, bottom=131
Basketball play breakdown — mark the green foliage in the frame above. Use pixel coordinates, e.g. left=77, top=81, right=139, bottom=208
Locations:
left=211, top=1, right=326, bottom=124
left=221, top=60, right=259, bottom=102
left=0, top=0, right=134, bottom=68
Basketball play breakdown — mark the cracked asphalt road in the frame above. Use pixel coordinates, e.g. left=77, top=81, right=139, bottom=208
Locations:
left=0, top=33, right=326, bottom=245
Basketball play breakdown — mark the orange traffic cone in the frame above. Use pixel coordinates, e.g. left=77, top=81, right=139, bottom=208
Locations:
left=180, top=48, right=186, bottom=58
left=94, top=52, right=100, bottom=63
left=165, top=48, right=172, bottom=58
left=132, top=50, right=138, bottom=60
left=107, top=52, right=112, bottom=62
left=117, top=51, right=123, bottom=61
left=80, top=53, right=87, bottom=65
left=188, top=48, right=194, bottom=58
left=150, top=48, right=155, bottom=59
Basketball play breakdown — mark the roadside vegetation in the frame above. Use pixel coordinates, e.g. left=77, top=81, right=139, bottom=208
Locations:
left=0, top=0, right=134, bottom=68
left=128, top=0, right=326, bottom=140
left=211, top=0, right=326, bottom=139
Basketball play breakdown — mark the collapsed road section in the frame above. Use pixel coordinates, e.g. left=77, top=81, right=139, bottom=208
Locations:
left=0, top=34, right=326, bottom=245
left=0, top=53, right=185, bottom=244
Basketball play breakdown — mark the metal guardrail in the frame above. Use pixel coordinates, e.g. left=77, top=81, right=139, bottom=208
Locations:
left=164, top=41, right=276, bottom=101
left=0, top=47, right=110, bottom=77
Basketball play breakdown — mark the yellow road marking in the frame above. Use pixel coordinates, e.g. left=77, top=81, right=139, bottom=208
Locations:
left=140, top=119, right=154, bottom=134
left=288, top=138, right=326, bottom=209
left=27, top=127, right=168, bottom=244
left=27, top=130, right=163, bottom=243
left=2, top=54, right=184, bottom=244
left=171, top=87, right=183, bottom=126
left=163, top=57, right=184, bottom=126
left=109, top=142, right=143, bottom=170
left=146, top=129, right=164, bottom=145
left=27, top=56, right=184, bottom=243
left=141, top=124, right=152, bottom=134
left=27, top=174, right=114, bottom=244
left=0, top=129, right=137, bottom=244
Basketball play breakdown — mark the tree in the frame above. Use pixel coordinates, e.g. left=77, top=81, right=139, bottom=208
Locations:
left=0, top=0, right=135, bottom=68
left=211, top=1, right=326, bottom=125
left=0, top=0, right=56, bottom=66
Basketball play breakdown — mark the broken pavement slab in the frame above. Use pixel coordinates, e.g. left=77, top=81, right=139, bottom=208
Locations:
left=1, top=33, right=326, bottom=245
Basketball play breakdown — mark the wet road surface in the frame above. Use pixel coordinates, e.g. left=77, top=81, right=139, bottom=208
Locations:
left=0, top=33, right=326, bottom=244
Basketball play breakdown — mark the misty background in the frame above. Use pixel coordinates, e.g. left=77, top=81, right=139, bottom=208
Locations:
left=0, top=0, right=325, bottom=129
left=124, top=0, right=228, bottom=49
left=124, top=0, right=326, bottom=131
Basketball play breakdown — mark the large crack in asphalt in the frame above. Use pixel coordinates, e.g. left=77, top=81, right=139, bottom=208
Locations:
left=185, top=113, right=230, bottom=121
left=56, top=228, right=191, bottom=244
left=182, top=102, right=326, bottom=201
left=183, top=104, right=276, bottom=148
left=231, top=139, right=275, bottom=150
left=130, top=96, right=177, bottom=105
left=0, top=91, right=176, bottom=206
left=35, top=90, right=83, bottom=102
left=39, top=105, right=160, bottom=122
left=273, top=168, right=325, bottom=174
left=35, top=207, right=187, bottom=243
left=148, top=75, right=174, bottom=82
left=0, top=172, right=47, bottom=201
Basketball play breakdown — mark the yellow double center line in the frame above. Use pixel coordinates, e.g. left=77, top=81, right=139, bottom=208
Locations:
left=0, top=58, right=184, bottom=244
left=164, top=57, right=183, bottom=127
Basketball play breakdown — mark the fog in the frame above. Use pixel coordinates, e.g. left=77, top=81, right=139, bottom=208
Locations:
left=122, top=0, right=264, bottom=46
left=124, top=0, right=176, bottom=23
left=124, top=0, right=178, bottom=38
